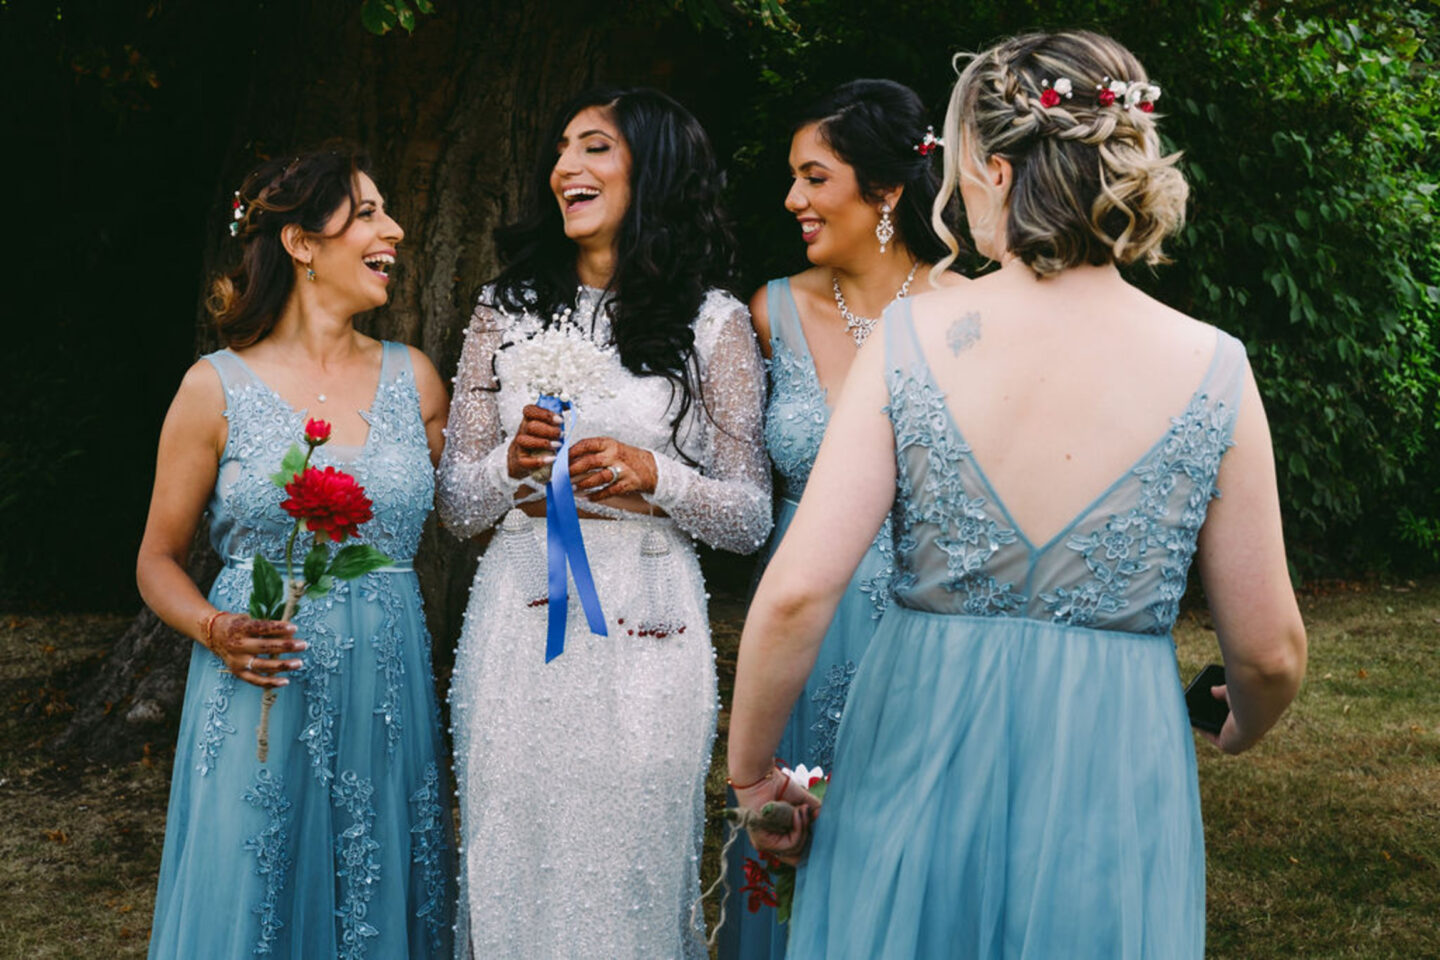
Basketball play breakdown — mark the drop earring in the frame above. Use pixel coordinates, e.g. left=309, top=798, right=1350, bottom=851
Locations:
left=306, top=264, right=317, bottom=282
left=876, top=203, right=895, bottom=253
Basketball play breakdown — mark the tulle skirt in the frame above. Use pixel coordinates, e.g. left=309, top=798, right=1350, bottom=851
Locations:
left=148, top=564, right=455, bottom=960
left=788, top=608, right=1205, bottom=960
left=720, top=498, right=891, bottom=960
left=449, top=516, right=716, bottom=960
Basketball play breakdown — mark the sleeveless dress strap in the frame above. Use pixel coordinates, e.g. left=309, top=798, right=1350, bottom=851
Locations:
left=1205, top=330, right=1248, bottom=444
left=203, top=348, right=253, bottom=400
left=766, top=278, right=807, bottom=355
left=881, top=297, right=924, bottom=374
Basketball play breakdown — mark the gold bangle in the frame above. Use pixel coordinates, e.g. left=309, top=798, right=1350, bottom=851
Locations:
left=200, top=609, right=226, bottom=651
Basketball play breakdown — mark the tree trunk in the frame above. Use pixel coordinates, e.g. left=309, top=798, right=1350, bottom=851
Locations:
left=58, top=0, right=643, bottom=758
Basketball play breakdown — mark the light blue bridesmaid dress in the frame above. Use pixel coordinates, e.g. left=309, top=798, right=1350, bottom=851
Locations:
left=148, top=342, right=454, bottom=960
left=786, top=304, right=1246, bottom=959
left=721, top=278, right=893, bottom=960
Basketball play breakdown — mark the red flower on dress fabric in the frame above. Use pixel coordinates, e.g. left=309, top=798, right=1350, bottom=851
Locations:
left=1040, top=88, right=1061, bottom=108
left=1097, top=88, right=1117, bottom=107
left=304, top=418, right=332, bottom=446
left=281, top=466, right=374, bottom=542
left=740, top=857, right=779, bottom=912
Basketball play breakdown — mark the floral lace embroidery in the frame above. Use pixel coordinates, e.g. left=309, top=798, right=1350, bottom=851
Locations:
left=409, top=762, right=448, bottom=953
left=764, top=335, right=828, bottom=500
left=808, top=660, right=858, bottom=770
left=297, top=593, right=352, bottom=785
left=243, top=768, right=293, bottom=955
left=362, top=573, right=406, bottom=755
left=886, top=370, right=1027, bottom=615
left=857, top=516, right=896, bottom=619
left=196, top=662, right=237, bottom=777
left=333, top=770, right=383, bottom=960
left=1043, top=392, right=1234, bottom=631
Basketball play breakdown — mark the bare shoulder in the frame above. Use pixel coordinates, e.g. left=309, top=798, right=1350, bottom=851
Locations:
left=174, top=355, right=226, bottom=412
left=927, top=265, right=970, bottom=291
left=405, top=344, right=447, bottom=397
left=1124, top=285, right=1227, bottom=356
left=785, top=266, right=833, bottom=323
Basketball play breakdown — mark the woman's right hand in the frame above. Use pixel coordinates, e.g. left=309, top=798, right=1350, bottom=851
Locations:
left=207, top=612, right=307, bottom=689
left=733, top=769, right=823, bottom=866
left=506, top=404, right=563, bottom=479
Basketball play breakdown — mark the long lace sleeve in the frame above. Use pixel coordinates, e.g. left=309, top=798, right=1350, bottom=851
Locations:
left=648, top=294, right=773, bottom=554
left=436, top=301, right=521, bottom=539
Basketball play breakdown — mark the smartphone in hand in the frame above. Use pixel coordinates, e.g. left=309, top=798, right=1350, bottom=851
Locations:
left=1184, top=664, right=1229, bottom=735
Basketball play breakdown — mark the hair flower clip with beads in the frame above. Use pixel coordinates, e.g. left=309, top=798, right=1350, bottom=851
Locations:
left=229, top=191, right=247, bottom=238
left=1039, top=77, right=1073, bottom=108
left=914, top=125, right=944, bottom=157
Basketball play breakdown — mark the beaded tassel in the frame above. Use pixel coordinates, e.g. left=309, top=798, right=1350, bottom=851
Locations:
left=629, top=527, right=687, bottom=639
left=499, top=509, right=549, bottom=608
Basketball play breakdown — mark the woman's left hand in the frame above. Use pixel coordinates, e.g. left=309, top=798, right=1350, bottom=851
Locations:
left=733, top=769, right=822, bottom=866
left=567, top=436, right=657, bottom=500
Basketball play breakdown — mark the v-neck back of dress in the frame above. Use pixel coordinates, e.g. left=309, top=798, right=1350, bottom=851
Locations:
left=882, top=299, right=1247, bottom=635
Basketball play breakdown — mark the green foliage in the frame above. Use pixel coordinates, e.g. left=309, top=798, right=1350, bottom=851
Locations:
left=248, top=556, right=284, bottom=620
left=702, top=0, right=1439, bottom=575
left=359, top=0, right=434, bottom=36
left=269, top=444, right=307, bottom=489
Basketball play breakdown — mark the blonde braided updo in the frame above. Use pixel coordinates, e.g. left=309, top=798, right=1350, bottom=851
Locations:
left=933, top=30, right=1187, bottom=277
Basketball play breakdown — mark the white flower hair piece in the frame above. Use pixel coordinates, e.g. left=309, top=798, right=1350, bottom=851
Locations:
left=1097, top=76, right=1163, bottom=113
left=1039, top=77, right=1074, bottom=108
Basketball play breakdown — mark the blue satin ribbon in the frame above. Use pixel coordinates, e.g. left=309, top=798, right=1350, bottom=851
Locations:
left=539, top=394, right=608, bottom=661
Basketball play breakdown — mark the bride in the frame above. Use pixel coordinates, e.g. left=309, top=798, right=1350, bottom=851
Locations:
left=436, top=86, right=771, bottom=959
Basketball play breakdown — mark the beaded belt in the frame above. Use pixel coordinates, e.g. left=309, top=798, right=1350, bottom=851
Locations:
left=225, top=555, right=414, bottom=573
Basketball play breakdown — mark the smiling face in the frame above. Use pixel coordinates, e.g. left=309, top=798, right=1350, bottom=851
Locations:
left=549, top=105, right=632, bottom=257
left=784, top=123, right=884, bottom=269
left=308, top=171, right=404, bottom=312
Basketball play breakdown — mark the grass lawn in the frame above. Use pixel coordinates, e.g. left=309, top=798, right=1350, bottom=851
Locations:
left=2, top=579, right=1437, bottom=958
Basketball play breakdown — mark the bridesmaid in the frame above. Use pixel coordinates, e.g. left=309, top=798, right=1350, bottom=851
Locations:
left=721, top=78, right=964, bottom=960
left=730, top=31, right=1306, bottom=959
left=137, top=147, right=455, bottom=958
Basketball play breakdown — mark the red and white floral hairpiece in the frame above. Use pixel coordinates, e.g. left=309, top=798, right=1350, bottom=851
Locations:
left=914, top=125, right=944, bottom=157
left=1039, top=77, right=1074, bottom=108
left=229, top=191, right=247, bottom=237
left=1096, top=76, right=1162, bottom=112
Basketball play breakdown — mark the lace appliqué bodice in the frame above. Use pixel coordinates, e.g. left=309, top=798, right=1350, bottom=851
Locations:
left=883, top=303, right=1246, bottom=636
left=205, top=343, right=435, bottom=564
left=437, top=285, right=771, bottom=554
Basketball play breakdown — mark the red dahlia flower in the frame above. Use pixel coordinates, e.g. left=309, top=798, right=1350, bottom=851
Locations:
left=1040, top=88, right=1061, bottom=108
left=304, top=417, right=332, bottom=445
left=281, top=466, right=374, bottom=542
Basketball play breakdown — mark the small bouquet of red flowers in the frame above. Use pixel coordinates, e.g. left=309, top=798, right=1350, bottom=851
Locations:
left=247, top=418, right=391, bottom=761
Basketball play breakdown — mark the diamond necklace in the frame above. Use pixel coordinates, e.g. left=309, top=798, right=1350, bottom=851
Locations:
left=832, top=261, right=920, bottom=346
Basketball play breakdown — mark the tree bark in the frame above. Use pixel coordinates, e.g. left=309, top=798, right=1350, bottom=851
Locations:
left=58, top=0, right=638, bottom=758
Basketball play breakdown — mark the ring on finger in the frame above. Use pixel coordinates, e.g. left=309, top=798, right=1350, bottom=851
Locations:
left=609, top=462, right=623, bottom=483
left=245, top=655, right=255, bottom=672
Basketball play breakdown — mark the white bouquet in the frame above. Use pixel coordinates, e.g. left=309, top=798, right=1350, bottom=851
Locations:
left=505, top=324, right=618, bottom=406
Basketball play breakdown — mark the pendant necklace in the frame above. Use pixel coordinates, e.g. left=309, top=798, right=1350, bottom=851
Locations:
left=832, top=261, right=920, bottom=346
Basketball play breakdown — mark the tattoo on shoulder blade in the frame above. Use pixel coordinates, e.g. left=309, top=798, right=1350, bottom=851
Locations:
left=947, top=311, right=982, bottom=355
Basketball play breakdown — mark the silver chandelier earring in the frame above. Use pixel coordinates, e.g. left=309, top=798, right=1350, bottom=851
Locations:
left=876, top=203, right=895, bottom=253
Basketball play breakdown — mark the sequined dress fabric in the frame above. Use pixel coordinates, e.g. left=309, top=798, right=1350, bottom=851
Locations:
left=720, top=278, right=893, bottom=960
left=786, top=304, right=1247, bottom=959
left=147, top=343, right=455, bottom=960
left=437, top=286, right=770, bottom=959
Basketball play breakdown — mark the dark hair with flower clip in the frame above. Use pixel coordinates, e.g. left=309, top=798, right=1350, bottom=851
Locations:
left=490, top=86, right=737, bottom=463
left=794, top=79, right=957, bottom=265
left=936, top=30, right=1186, bottom=277
left=208, top=144, right=371, bottom=347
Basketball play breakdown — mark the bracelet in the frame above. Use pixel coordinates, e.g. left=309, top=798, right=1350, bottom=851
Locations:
left=200, top=609, right=226, bottom=651
left=727, top=764, right=779, bottom=792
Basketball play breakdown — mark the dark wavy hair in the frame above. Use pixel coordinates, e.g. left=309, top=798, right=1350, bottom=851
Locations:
left=207, top=144, right=370, bottom=347
left=795, top=79, right=957, bottom=265
left=489, top=87, right=738, bottom=460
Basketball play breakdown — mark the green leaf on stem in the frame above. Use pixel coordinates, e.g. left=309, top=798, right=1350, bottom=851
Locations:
left=302, top=543, right=328, bottom=586
left=269, top=444, right=307, bottom=488
left=305, top=574, right=335, bottom=598
left=327, top=544, right=393, bottom=579
left=773, top=866, right=796, bottom=924
left=250, top=555, right=284, bottom=619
